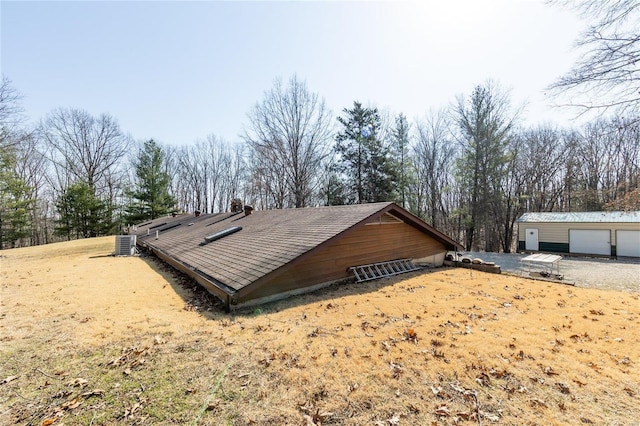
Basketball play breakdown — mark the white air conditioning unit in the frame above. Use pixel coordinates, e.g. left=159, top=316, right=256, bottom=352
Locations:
left=115, top=235, right=137, bottom=256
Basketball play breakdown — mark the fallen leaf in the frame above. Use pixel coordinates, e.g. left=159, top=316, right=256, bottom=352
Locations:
left=404, top=328, right=418, bottom=343
left=82, top=389, right=105, bottom=398
left=435, top=404, right=450, bottom=416
left=59, top=397, right=82, bottom=410
left=475, top=373, right=491, bottom=387
left=67, top=377, right=88, bottom=388
left=555, top=382, right=571, bottom=394
left=66, top=399, right=82, bottom=410
left=481, top=411, right=501, bottom=422
left=430, top=386, right=444, bottom=397
left=530, top=398, right=547, bottom=408
left=456, top=412, right=471, bottom=421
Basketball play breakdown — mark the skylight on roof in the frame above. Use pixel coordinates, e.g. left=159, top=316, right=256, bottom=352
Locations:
left=203, top=226, right=242, bottom=244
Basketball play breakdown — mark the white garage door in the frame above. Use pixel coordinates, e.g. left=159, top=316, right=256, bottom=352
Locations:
left=569, top=230, right=611, bottom=256
left=616, top=230, right=640, bottom=257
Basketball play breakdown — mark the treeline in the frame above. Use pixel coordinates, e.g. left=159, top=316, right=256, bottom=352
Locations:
left=1, top=75, right=638, bottom=251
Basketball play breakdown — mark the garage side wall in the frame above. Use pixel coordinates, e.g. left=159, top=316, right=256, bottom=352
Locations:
left=240, top=222, right=446, bottom=303
left=518, top=222, right=570, bottom=252
left=518, top=222, right=640, bottom=255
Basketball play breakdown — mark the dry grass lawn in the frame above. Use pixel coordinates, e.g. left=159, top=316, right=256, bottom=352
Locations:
left=1, top=237, right=638, bottom=425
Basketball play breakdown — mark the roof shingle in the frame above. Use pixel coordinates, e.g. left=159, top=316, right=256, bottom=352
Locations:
left=135, top=203, right=397, bottom=291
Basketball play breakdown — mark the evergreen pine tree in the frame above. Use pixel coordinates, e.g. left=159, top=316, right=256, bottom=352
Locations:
left=55, top=181, right=110, bottom=239
left=454, top=83, right=515, bottom=251
left=334, top=102, right=396, bottom=204
left=0, top=149, right=34, bottom=248
left=125, top=139, right=176, bottom=223
left=390, top=113, right=414, bottom=209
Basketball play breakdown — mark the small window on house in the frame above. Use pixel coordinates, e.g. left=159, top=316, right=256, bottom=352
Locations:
left=203, top=226, right=242, bottom=244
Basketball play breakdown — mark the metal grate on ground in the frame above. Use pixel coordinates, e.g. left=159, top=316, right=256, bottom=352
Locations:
left=349, top=258, right=420, bottom=283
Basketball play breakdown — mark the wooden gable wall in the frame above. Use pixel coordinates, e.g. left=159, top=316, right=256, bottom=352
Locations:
left=239, top=219, right=446, bottom=303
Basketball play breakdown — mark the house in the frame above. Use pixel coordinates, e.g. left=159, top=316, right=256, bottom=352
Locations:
left=131, top=202, right=461, bottom=310
left=517, top=211, right=640, bottom=258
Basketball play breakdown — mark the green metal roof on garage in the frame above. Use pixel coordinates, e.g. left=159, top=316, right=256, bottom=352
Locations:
left=517, top=211, right=640, bottom=223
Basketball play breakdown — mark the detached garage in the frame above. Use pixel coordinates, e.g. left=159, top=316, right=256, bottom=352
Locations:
left=517, top=211, right=640, bottom=258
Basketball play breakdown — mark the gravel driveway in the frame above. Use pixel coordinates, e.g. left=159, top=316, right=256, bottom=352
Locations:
left=464, top=251, right=640, bottom=292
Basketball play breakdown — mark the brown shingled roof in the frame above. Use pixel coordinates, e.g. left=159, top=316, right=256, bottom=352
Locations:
left=132, top=202, right=461, bottom=309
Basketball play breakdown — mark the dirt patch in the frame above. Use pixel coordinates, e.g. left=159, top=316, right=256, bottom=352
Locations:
left=1, top=237, right=639, bottom=425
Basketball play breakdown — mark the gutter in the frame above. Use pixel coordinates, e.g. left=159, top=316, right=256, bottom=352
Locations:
left=140, top=241, right=236, bottom=313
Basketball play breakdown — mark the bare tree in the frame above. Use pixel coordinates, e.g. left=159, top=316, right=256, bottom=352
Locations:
left=168, top=137, right=246, bottom=214
left=569, top=116, right=640, bottom=210
left=246, top=146, right=288, bottom=209
left=12, top=131, right=48, bottom=245
left=548, top=0, right=640, bottom=115
left=412, top=110, right=456, bottom=230
left=41, top=108, right=130, bottom=193
left=0, top=75, right=24, bottom=148
left=518, top=126, right=570, bottom=212
left=602, top=115, right=640, bottom=202
left=557, top=129, right=583, bottom=211
left=175, top=144, right=206, bottom=213
left=244, top=75, right=333, bottom=208
left=219, top=142, right=246, bottom=212
left=163, top=145, right=185, bottom=211
left=492, top=135, right=530, bottom=253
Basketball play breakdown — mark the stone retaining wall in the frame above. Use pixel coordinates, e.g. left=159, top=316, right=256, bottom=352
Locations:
left=444, top=260, right=501, bottom=274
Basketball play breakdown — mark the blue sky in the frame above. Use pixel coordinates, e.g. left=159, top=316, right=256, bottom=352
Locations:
left=2, top=1, right=585, bottom=146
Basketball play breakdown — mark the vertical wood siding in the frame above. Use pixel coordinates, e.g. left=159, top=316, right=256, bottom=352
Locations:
left=242, top=222, right=445, bottom=301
